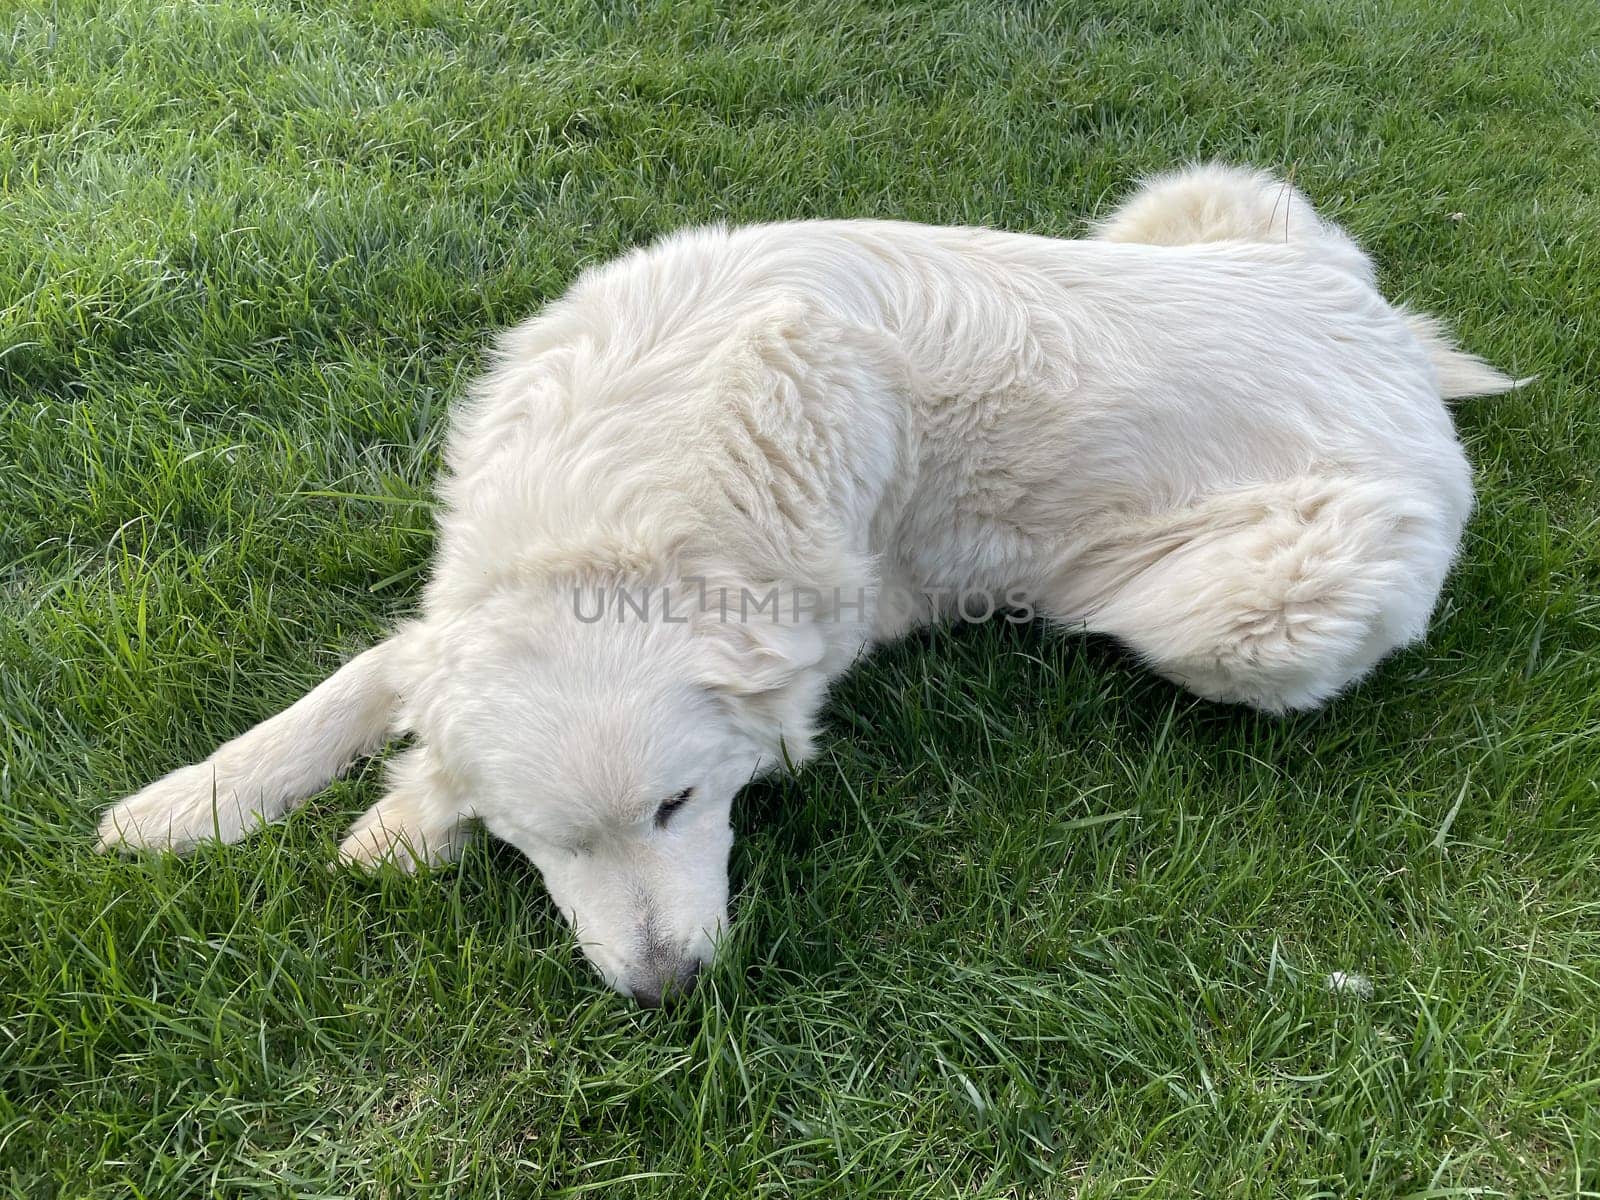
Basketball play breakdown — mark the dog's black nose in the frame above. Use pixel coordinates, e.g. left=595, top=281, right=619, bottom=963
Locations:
left=631, top=958, right=702, bottom=1009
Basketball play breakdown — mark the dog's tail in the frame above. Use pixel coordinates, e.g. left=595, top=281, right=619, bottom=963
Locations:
left=97, top=635, right=405, bottom=853
left=1093, top=162, right=1352, bottom=251
left=1096, top=163, right=1523, bottom=400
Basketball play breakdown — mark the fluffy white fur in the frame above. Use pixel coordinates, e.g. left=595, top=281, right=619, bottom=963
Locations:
left=98, top=166, right=1512, bottom=1004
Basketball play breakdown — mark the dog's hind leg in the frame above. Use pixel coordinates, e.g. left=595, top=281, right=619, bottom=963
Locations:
left=336, top=745, right=471, bottom=872
left=1053, top=477, right=1466, bottom=714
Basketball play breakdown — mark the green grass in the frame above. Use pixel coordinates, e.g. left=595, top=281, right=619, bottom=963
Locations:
left=2, top=0, right=1597, bottom=1195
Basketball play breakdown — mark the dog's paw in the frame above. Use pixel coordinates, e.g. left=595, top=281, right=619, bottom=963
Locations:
left=95, top=763, right=241, bottom=854
left=335, top=795, right=464, bottom=873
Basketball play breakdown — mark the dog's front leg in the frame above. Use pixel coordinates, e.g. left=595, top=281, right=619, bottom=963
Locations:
left=337, top=744, right=471, bottom=871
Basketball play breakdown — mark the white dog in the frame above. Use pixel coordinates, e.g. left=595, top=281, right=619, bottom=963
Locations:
left=98, top=166, right=1513, bottom=1005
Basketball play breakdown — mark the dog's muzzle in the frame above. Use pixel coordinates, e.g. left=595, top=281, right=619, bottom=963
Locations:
left=629, top=945, right=703, bottom=1008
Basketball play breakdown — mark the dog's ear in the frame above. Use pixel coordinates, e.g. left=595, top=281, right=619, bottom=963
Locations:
left=694, top=613, right=828, bottom=698
left=694, top=615, right=829, bottom=764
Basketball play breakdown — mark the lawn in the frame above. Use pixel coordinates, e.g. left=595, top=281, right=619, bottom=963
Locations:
left=2, top=0, right=1597, bottom=1195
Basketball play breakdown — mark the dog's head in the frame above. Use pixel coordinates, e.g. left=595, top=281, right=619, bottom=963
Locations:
left=401, top=581, right=829, bottom=1004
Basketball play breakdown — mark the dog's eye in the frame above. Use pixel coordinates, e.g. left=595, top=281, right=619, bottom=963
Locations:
left=654, top=788, right=693, bottom=828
